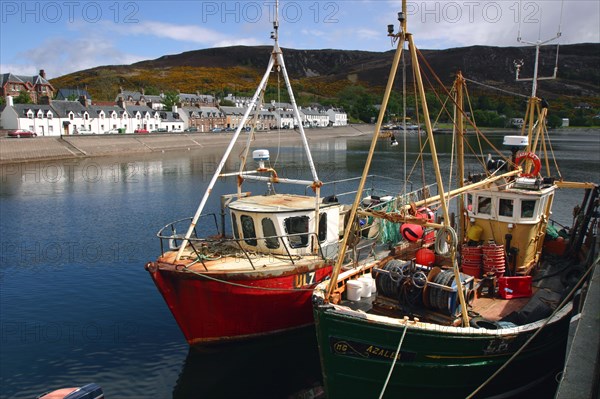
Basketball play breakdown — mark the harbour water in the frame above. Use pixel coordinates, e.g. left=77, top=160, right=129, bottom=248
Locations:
left=1, top=129, right=598, bottom=398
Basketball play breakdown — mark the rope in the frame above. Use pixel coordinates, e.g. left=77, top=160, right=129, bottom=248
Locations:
left=435, top=226, right=458, bottom=256
left=466, top=256, right=599, bottom=398
left=181, top=266, right=316, bottom=292
left=378, top=321, right=409, bottom=399
left=463, top=77, right=529, bottom=98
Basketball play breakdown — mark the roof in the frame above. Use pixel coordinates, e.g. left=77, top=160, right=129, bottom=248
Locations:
left=219, top=106, right=247, bottom=115
left=10, top=104, right=54, bottom=117
left=55, top=88, right=91, bottom=100
left=229, top=194, right=336, bottom=213
left=1, top=72, right=52, bottom=87
left=49, top=100, right=86, bottom=117
left=88, top=104, right=122, bottom=116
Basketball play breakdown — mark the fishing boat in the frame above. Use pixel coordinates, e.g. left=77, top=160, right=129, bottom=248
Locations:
left=312, top=2, right=599, bottom=398
left=144, top=2, right=397, bottom=346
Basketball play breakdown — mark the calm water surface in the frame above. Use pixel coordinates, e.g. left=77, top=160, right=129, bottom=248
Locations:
left=1, top=129, right=598, bottom=398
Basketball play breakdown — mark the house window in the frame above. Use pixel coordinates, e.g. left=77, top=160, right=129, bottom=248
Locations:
left=69, top=113, right=74, bottom=120
left=241, top=215, right=257, bottom=246
left=318, top=213, right=327, bottom=242
left=261, top=218, right=279, bottom=249
left=47, top=113, right=53, bottom=119
left=284, top=216, right=309, bottom=248
left=477, top=196, right=492, bottom=215
left=28, top=112, right=33, bottom=119
left=49, top=126, right=53, bottom=133
left=499, top=199, right=514, bottom=217
left=37, top=112, right=42, bottom=119
left=521, top=200, right=537, bottom=219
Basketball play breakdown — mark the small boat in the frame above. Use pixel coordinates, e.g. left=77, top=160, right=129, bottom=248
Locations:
left=37, top=383, right=103, bottom=399
left=144, top=1, right=397, bottom=346
left=312, top=2, right=598, bottom=398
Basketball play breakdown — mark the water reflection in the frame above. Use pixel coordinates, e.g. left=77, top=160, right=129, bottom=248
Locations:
left=173, top=327, right=323, bottom=399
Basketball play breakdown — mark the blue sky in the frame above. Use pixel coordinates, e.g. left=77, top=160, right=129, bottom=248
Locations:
left=1, top=0, right=599, bottom=78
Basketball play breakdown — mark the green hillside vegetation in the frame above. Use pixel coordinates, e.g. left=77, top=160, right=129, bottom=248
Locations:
left=49, top=44, right=600, bottom=127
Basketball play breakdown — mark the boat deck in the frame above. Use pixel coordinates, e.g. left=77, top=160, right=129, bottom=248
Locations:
left=157, top=247, right=324, bottom=273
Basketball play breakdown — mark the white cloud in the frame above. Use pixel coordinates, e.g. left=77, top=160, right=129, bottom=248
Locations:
left=14, top=36, right=145, bottom=78
left=110, top=20, right=263, bottom=47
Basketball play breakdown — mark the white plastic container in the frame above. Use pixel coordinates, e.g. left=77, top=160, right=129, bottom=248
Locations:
left=358, top=276, right=372, bottom=298
left=346, top=280, right=363, bottom=301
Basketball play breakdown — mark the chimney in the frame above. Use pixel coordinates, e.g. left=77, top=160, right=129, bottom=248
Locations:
left=39, top=69, right=46, bottom=79
left=172, top=105, right=178, bottom=113
left=79, top=95, right=88, bottom=107
left=140, top=87, right=145, bottom=95
left=39, top=96, right=51, bottom=105
left=117, top=98, right=125, bottom=109
left=6, top=95, right=13, bottom=106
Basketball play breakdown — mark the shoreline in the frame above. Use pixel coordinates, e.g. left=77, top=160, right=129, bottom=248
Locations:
left=0, top=125, right=373, bottom=165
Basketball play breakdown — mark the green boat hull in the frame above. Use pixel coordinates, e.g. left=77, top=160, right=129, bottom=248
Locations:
left=313, top=304, right=569, bottom=398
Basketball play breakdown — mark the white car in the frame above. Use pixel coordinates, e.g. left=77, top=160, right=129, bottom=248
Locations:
left=77, top=127, right=94, bottom=134
left=105, top=129, right=119, bottom=134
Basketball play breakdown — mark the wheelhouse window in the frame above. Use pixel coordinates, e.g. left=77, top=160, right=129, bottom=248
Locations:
left=241, top=215, right=257, bottom=246
left=477, top=196, right=492, bottom=215
left=521, top=200, right=537, bottom=219
left=499, top=198, right=514, bottom=217
left=284, top=216, right=309, bottom=248
left=318, top=213, right=327, bottom=242
left=466, top=193, right=473, bottom=212
left=261, top=218, right=280, bottom=249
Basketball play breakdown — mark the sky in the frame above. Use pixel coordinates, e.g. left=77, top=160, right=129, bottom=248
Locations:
left=1, top=0, right=599, bottom=79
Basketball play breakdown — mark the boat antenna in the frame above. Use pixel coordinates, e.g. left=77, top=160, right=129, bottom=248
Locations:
left=514, top=0, right=564, bottom=98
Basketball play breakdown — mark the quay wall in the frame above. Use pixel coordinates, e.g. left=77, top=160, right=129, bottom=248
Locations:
left=0, top=125, right=372, bottom=164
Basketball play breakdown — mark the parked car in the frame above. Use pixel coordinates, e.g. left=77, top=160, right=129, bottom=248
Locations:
left=8, top=129, right=37, bottom=138
left=134, top=129, right=149, bottom=134
left=104, top=129, right=119, bottom=134
left=171, top=129, right=183, bottom=133
left=184, top=127, right=198, bottom=132
left=151, top=128, right=167, bottom=133
left=77, top=127, right=94, bottom=134
left=210, top=128, right=223, bottom=133
left=224, top=127, right=234, bottom=132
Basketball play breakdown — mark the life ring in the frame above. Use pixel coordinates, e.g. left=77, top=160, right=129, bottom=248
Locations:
left=515, top=152, right=541, bottom=178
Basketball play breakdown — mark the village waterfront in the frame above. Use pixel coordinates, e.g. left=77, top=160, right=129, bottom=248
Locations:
left=0, top=128, right=598, bottom=398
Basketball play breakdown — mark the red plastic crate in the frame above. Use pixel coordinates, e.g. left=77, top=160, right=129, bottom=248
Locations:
left=498, top=276, right=532, bottom=299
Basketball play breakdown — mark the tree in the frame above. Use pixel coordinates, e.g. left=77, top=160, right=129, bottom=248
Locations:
left=14, top=91, right=32, bottom=104
left=161, top=91, right=180, bottom=109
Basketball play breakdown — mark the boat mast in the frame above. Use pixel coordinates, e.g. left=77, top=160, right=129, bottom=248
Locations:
left=455, top=72, right=466, bottom=242
left=514, top=1, right=562, bottom=154
left=175, top=0, right=321, bottom=261
left=326, top=2, right=407, bottom=300
left=407, top=35, right=469, bottom=327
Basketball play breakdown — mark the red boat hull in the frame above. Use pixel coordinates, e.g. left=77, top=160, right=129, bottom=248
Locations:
left=147, top=262, right=332, bottom=345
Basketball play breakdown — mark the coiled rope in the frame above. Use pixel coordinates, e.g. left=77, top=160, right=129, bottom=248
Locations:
left=435, top=226, right=458, bottom=256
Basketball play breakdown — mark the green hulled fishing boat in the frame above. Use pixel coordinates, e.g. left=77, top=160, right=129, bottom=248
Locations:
left=312, top=2, right=598, bottom=398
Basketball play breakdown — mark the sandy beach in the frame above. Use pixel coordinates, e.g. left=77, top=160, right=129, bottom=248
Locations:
left=0, top=125, right=374, bottom=165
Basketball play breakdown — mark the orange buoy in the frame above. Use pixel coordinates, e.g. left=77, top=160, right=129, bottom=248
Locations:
left=416, top=207, right=435, bottom=222
left=416, top=248, right=435, bottom=266
left=401, top=224, right=424, bottom=242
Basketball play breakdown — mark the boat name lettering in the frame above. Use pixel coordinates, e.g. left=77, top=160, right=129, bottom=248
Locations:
left=329, top=337, right=416, bottom=362
left=294, top=271, right=316, bottom=288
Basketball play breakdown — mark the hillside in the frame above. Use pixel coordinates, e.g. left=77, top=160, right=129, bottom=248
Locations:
left=50, top=43, right=599, bottom=103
